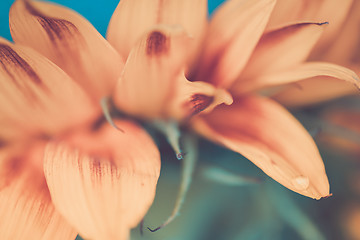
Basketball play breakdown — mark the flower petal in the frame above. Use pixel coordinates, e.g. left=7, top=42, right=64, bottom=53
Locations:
left=169, top=80, right=233, bottom=121
left=314, top=0, right=360, bottom=71
left=267, top=0, right=353, bottom=48
left=232, top=22, right=326, bottom=94
left=107, top=0, right=207, bottom=59
left=0, top=145, right=77, bottom=240
left=10, top=0, right=124, bottom=100
left=272, top=76, right=357, bottom=107
left=190, top=0, right=276, bottom=88
left=113, top=26, right=232, bottom=120
left=43, top=120, right=160, bottom=240
left=191, top=96, right=330, bottom=199
left=240, top=62, right=360, bottom=94
left=0, top=39, right=98, bottom=142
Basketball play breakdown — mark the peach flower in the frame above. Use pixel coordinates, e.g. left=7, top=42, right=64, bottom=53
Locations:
left=186, top=0, right=358, bottom=200
left=267, top=0, right=360, bottom=106
left=1, top=0, right=160, bottom=239
left=105, top=0, right=358, bottom=200
left=1, top=0, right=360, bottom=239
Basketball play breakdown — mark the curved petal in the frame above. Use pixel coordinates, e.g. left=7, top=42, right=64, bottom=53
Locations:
left=169, top=80, right=233, bottom=121
left=314, top=0, right=360, bottom=71
left=107, top=0, right=207, bottom=59
left=191, top=96, right=330, bottom=199
left=267, top=0, right=353, bottom=50
left=0, top=144, right=77, bottom=240
left=271, top=1, right=360, bottom=107
left=43, top=120, right=161, bottom=240
left=238, top=62, right=360, bottom=94
left=10, top=0, right=124, bottom=100
left=0, top=39, right=98, bottom=142
left=113, top=26, right=232, bottom=121
left=190, top=0, right=276, bottom=88
left=272, top=76, right=357, bottom=107
left=232, top=22, right=326, bottom=94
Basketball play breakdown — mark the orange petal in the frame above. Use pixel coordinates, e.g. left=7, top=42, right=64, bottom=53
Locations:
left=169, top=80, right=233, bottom=121
left=10, top=0, right=124, bottom=100
left=272, top=76, right=357, bottom=107
left=191, top=0, right=276, bottom=88
left=113, top=26, right=232, bottom=120
left=315, top=0, right=360, bottom=71
left=239, top=62, right=360, bottom=94
left=0, top=38, right=98, bottom=142
left=43, top=120, right=161, bottom=240
left=191, top=96, right=330, bottom=199
left=107, top=0, right=207, bottom=59
left=267, top=0, right=353, bottom=49
left=232, top=22, right=326, bottom=94
left=0, top=145, right=77, bottom=240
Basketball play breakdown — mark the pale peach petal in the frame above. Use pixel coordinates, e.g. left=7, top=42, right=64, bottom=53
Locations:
left=272, top=76, right=357, bottom=107
left=0, top=38, right=98, bottom=142
left=232, top=22, right=326, bottom=94
left=238, top=62, right=360, bottom=94
left=169, top=80, right=233, bottom=121
left=190, top=0, right=276, bottom=88
left=0, top=145, right=77, bottom=240
left=314, top=0, right=360, bottom=71
left=191, top=96, right=329, bottom=199
left=267, top=0, right=353, bottom=51
left=43, top=120, right=160, bottom=240
left=113, top=26, right=231, bottom=120
left=273, top=1, right=360, bottom=107
left=10, top=0, right=124, bottom=100
left=107, top=0, right=207, bottom=59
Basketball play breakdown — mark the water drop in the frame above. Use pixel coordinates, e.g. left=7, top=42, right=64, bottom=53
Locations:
left=291, top=176, right=310, bottom=191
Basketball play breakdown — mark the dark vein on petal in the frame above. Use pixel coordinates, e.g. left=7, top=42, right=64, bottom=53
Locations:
left=0, top=43, right=49, bottom=102
left=185, top=94, right=214, bottom=118
left=146, top=31, right=169, bottom=56
left=24, top=0, right=81, bottom=46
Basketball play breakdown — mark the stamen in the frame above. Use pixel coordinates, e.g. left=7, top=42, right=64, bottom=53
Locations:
left=148, top=133, right=198, bottom=232
left=152, top=120, right=182, bottom=159
left=317, top=21, right=329, bottom=26
left=176, top=152, right=186, bottom=160
left=100, top=97, right=124, bottom=132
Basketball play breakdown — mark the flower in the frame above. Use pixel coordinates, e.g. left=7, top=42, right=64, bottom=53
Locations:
left=1, top=0, right=160, bottom=239
left=104, top=0, right=358, bottom=201
left=1, top=0, right=359, bottom=239
left=184, top=0, right=359, bottom=199
left=267, top=0, right=360, bottom=107
left=107, top=2, right=232, bottom=120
